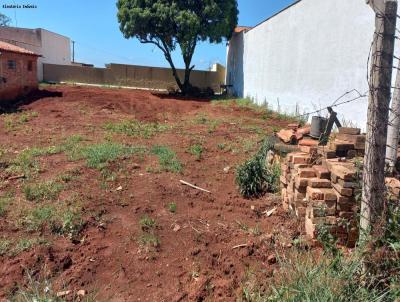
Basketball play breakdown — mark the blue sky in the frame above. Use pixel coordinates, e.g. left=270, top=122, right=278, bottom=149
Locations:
left=0, top=0, right=295, bottom=69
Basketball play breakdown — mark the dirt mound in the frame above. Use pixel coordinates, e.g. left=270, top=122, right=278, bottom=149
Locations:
left=0, top=85, right=298, bottom=301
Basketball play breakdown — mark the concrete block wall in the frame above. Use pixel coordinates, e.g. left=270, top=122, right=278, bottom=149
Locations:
left=43, top=63, right=226, bottom=92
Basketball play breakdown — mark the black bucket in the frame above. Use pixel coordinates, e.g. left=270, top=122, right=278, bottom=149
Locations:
left=310, top=116, right=328, bottom=138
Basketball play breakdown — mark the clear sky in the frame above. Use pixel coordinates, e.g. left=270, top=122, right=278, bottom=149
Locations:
left=0, top=0, right=296, bottom=70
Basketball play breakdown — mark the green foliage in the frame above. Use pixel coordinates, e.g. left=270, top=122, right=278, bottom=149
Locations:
left=139, top=233, right=160, bottom=248
left=0, top=239, right=11, bottom=256
left=241, top=250, right=395, bottom=302
left=151, top=145, right=183, bottom=173
left=167, top=202, right=177, bottom=213
left=0, top=13, right=11, bottom=26
left=138, top=215, right=160, bottom=249
left=189, top=144, right=204, bottom=161
left=236, top=137, right=280, bottom=198
left=117, top=0, right=238, bottom=93
left=79, top=142, right=137, bottom=169
left=23, top=181, right=63, bottom=202
left=139, top=215, right=156, bottom=231
left=24, top=206, right=56, bottom=231
left=3, top=111, right=38, bottom=131
left=0, top=194, right=12, bottom=217
left=104, top=119, right=169, bottom=138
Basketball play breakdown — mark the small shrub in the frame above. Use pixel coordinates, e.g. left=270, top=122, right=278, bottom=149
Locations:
left=151, top=145, right=183, bottom=173
left=61, top=209, right=84, bottom=239
left=167, top=202, right=177, bottom=213
left=190, top=144, right=204, bottom=161
left=23, top=181, right=63, bottom=202
left=139, top=233, right=160, bottom=248
left=236, top=137, right=280, bottom=198
left=139, top=215, right=156, bottom=231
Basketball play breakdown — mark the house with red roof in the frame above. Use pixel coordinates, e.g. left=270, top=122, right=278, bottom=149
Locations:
left=0, top=41, right=40, bottom=101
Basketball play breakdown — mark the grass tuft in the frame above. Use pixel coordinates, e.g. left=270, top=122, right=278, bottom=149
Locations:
left=167, top=202, right=177, bottom=213
left=104, top=119, right=170, bottom=138
left=189, top=144, right=204, bottom=161
left=23, top=181, right=63, bottom=202
left=151, top=145, right=183, bottom=173
left=79, top=142, right=140, bottom=169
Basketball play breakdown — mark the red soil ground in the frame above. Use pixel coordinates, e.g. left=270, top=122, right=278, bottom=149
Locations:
left=0, top=85, right=301, bottom=301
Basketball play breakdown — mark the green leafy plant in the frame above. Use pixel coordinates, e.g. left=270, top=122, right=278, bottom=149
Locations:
left=236, top=137, right=280, bottom=198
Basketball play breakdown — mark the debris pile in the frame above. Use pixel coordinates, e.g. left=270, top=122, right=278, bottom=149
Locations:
left=276, top=123, right=311, bottom=145
left=280, top=127, right=365, bottom=247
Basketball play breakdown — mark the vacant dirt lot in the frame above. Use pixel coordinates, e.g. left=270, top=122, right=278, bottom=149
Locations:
left=0, top=85, right=300, bottom=301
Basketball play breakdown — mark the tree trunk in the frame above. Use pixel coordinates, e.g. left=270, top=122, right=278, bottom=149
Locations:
left=386, top=59, right=400, bottom=174
left=360, top=0, right=397, bottom=239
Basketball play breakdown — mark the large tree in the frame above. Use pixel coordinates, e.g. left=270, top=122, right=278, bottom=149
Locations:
left=0, top=13, right=11, bottom=26
left=117, top=0, right=238, bottom=95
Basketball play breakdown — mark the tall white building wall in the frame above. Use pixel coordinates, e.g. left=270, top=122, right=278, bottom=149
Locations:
left=0, top=27, right=71, bottom=81
left=226, top=0, right=399, bottom=129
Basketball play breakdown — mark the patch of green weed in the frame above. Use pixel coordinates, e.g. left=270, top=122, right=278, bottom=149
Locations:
left=151, top=145, right=182, bottom=173
left=104, top=119, right=169, bottom=138
left=23, top=181, right=63, bottom=202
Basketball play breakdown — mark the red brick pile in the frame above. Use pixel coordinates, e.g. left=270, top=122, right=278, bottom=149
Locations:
left=280, top=127, right=365, bottom=247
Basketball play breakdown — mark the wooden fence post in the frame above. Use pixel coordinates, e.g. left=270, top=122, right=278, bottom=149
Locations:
left=361, top=0, right=398, bottom=238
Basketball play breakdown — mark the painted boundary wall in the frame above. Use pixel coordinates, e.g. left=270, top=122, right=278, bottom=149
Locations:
left=226, top=0, right=400, bottom=128
left=43, top=63, right=226, bottom=92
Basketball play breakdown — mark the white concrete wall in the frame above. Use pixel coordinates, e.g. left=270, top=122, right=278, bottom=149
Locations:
left=226, top=0, right=399, bottom=129
left=39, top=29, right=71, bottom=81
left=0, top=27, right=71, bottom=81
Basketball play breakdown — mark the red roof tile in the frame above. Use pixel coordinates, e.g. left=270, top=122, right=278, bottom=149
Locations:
left=0, top=41, right=39, bottom=56
left=234, top=26, right=252, bottom=33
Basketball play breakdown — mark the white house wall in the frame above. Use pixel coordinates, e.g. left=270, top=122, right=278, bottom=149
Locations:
left=226, top=0, right=400, bottom=128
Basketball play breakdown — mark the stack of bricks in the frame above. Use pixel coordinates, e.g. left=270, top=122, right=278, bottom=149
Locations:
left=319, top=127, right=366, bottom=159
left=280, top=128, right=364, bottom=247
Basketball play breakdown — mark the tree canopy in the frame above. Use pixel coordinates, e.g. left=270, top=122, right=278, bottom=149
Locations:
left=117, top=0, right=238, bottom=94
left=0, top=13, right=11, bottom=26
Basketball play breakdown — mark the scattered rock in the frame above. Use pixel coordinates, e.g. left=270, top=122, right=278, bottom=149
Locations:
left=77, top=289, right=86, bottom=297
left=223, top=166, right=231, bottom=173
left=56, top=290, right=71, bottom=297
left=173, top=224, right=181, bottom=232
left=115, top=186, right=122, bottom=191
left=250, top=205, right=255, bottom=211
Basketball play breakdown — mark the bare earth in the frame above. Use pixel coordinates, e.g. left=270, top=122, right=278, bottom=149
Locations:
left=0, top=85, right=301, bottom=301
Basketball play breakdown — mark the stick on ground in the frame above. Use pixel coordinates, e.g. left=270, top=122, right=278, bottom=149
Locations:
left=180, top=180, right=211, bottom=193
